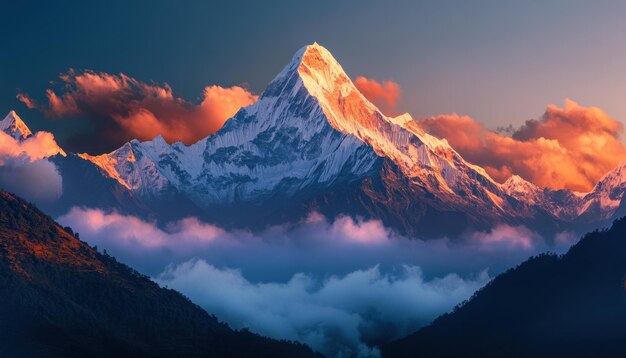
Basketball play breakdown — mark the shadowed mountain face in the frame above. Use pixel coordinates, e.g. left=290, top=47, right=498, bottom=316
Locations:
left=382, top=216, right=626, bottom=357
left=0, top=190, right=322, bottom=358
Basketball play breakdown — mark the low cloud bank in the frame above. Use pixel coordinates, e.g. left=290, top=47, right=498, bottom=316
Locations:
left=156, top=260, right=488, bottom=357
left=57, top=208, right=577, bottom=357
left=57, top=209, right=575, bottom=279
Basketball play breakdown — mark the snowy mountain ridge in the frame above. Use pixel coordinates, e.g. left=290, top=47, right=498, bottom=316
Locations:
left=5, top=43, right=626, bottom=236
left=75, top=43, right=511, bottom=215
left=1, top=110, right=32, bottom=139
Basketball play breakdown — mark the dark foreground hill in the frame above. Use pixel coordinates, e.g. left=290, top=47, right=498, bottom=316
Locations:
left=383, top=216, right=626, bottom=357
left=0, top=190, right=322, bottom=358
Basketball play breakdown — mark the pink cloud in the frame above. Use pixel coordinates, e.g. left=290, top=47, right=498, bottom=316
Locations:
left=469, top=225, right=539, bottom=251
left=16, top=93, right=36, bottom=109
left=61, top=208, right=225, bottom=251
left=59, top=208, right=568, bottom=357
left=354, top=76, right=401, bottom=115
left=418, top=99, right=626, bottom=192
left=330, top=216, right=390, bottom=244
left=21, top=70, right=258, bottom=153
left=0, top=131, right=64, bottom=163
left=0, top=131, right=64, bottom=202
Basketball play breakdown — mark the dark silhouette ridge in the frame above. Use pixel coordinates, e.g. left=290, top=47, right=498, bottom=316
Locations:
left=383, top=216, right=626, bottom=357
left=0, top=190, right=323, bottom=358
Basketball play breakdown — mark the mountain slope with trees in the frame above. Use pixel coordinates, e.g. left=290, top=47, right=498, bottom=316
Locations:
left=0, top=190, right=322, bottom=358
left=383, top=216, right=626, bottom=357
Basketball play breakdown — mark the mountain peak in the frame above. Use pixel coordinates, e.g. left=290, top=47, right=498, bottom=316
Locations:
left=502, top=174, right=541, bottom=193
left=78, top=43, right=513, bottom=231
left=1, top=110, right=32, bottom=139
left=298, top=42, right=355, bottom=98
left=501, top=174, right=544, bottom=205
left=270, top=42, right=349, bottom=97
left=301, top=42, right=336, bottom=62
left=504, top=174, right=530, bottom=186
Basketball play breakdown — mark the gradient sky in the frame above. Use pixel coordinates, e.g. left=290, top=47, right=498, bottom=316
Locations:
left=3, top=1, right=626, bottom=144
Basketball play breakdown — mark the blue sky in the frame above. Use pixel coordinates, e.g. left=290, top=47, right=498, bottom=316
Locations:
left=3, top=1, right=626, bottom=142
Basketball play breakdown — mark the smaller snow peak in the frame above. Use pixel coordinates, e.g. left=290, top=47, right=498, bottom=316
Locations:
left=110, top=141, right=138, bottom=163
left=142, top=134, right=166, bottom=147
left=139, top=134, right=173, bottom=156
left=149, top=135, right=169, bottom=149
left=503, top=174, right=534, bottom=189
left=502, top=174, right=541, bottom=196
left=1, top=110, right=32, bottom=139
left=504, top=174, right=526, bottom=186
left=589, top=160, right=626, bottom=193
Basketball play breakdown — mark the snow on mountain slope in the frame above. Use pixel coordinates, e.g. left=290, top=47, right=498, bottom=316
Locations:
left=80, top=43, right=513, bottom=216
left=0, top=111, right=32, bottom=139
left=9, top=43, right=626, bottom=234
left=80, top=44, right=383, bottom=204
left=501, top=163, right=626, bottom=222
left=577, top=162, right=626, bottom=219
left=295, top=44, right=505, bottom=205
left=78, top=139, right=173, bottom=195
left=502, top=175, right=544, bottom=205
left=502, top=174, right=582, bottom=220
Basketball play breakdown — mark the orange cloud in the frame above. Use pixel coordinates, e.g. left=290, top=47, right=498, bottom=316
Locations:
left=354, top=76, right=401, bottom=115
left=0, top=131, right=65, bottom=203
left=0, top=131, right=64, bottom=162
left=21, top=70, right=258, bottom=153
left=418, top=99, right=626, bottom=192
left=16, top=93, right=36, bottom=109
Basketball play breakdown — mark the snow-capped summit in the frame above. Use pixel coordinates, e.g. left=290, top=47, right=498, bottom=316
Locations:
left=52, top=43, right=626, bottom=235
left=502, top=175, right=542, bottom=203
left=73, top=44, right=518, bottom=229
left=0, top=110, right=66, bottom=158
left=296, top=43, right=498, bottom=193
left=1, top=110, right=33, bottom=139
left=75, top=42, right=518, bottom=231
left=6, top=44, right=626, bottom=237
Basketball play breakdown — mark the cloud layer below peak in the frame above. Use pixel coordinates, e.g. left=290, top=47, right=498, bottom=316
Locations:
left=157, top=260, right=488, bottom=358
left=57, top=208, right=576, bottom=357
